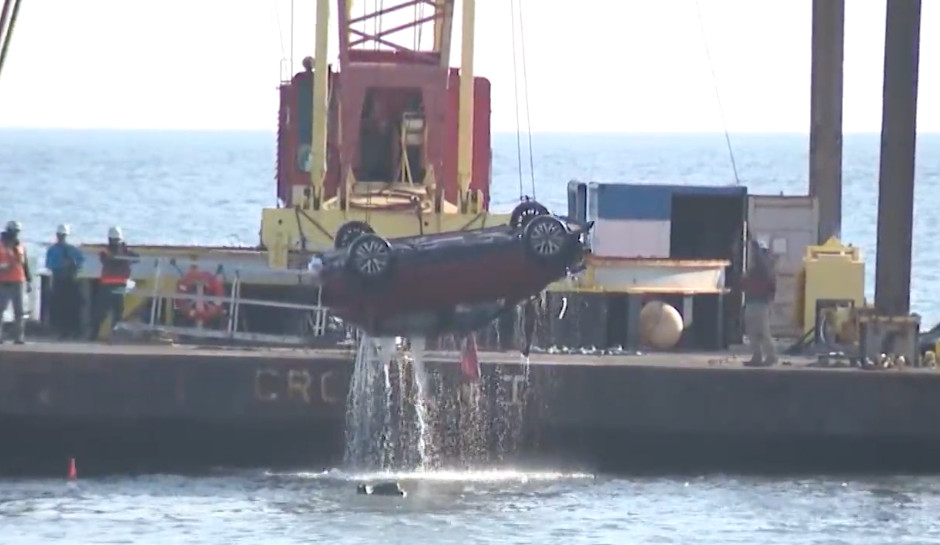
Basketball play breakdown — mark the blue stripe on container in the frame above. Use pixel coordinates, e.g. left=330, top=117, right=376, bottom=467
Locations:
left=593, top=183, right=747, bottom=221
left=596, top=184, right=671, bottom=220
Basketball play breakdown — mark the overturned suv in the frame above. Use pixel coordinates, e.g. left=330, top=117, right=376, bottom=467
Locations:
left=316, top=200, right=593, bottom=338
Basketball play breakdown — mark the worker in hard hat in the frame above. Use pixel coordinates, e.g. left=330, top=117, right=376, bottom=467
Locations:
left=741, top=238, right=778, bottom=366
left=45, top=224, right=85, bottom=339
left=0, top=221, right=33, bottom=344
left=90, top=226, right=139, bottom=340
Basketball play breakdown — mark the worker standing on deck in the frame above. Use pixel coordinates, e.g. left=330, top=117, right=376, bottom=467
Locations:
left=742, top=238, right=778, bottom=366
left=0, top=221, right=32, bottom=344
left=90, top=226, right=139, bottom=340
left=45, top=224, right=85, bottom=339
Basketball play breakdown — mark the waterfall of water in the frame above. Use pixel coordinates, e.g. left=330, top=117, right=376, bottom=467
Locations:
left=409, top=336, right=432, bottom=469
left=343, top=334, right=395, bottom=468
left=343, top=328, right=536, bottom=472
left=343, top=333, right=434, bottom=471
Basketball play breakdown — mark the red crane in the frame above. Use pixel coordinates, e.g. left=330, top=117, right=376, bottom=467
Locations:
left=266, top=0, right=498, bottom=257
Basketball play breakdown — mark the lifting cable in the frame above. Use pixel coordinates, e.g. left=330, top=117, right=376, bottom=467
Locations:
left=272, top=0, right=288, bottom=61
left=516, top=0, right=537, bottom=201
left=415, top=0, right=424, bottom=50
left=376, top=0, right=384, bottom=50
left=694, top=0, right=741, bottom=186
left=0, top=0, right=25, bottom=81
left=290, top=0, right=295, bottom=71
left=509, top=0, right=525, bottom=200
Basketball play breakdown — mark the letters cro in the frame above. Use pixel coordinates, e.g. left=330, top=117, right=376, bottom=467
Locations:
left=254, top=368, right=341, bottom=405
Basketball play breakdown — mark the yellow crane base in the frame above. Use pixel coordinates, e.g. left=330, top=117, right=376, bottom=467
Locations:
left=260, top=206, right=512, bottom=268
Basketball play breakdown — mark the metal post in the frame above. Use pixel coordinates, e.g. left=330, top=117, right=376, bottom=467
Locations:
left=314, top=286, right=325, bottom=336
left=456, top=0, right=476, bottom=209
left=195, top=283, right=205, bottom=331
left=149, top=258, right=161, bottom=327
left=808, top=0, right=845, bottom=243
left=226, top=273, right=238, bottom=335
left=874, top=0, right=921, bottom=315
left=230, top=272, right=242, bottom=337
left=308, top=0, right=331, bottom=207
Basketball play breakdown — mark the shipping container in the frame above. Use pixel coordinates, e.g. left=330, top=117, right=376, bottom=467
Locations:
left=746, top=195, right=820, bottom=338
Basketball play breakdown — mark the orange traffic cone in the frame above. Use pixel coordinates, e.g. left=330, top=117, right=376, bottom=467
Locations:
left=67, top=458, right=77, bottom=480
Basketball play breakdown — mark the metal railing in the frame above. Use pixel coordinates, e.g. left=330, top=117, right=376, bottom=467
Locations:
left=119, top=257, right=330, bottom=346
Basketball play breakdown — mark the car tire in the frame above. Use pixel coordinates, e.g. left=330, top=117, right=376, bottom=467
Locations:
left=334, top=221, right=375, bottom=250
left=510, top=200, right=549, bottom=230
left=523, top=215, right=570, bottom=264
left=346, top=233, right=394, bottom=282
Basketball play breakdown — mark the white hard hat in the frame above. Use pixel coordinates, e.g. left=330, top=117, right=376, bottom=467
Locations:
left=57, top=224, right=71, bottom=235
left=108, top=226, right=123, bottom=240
left=5, top=220, right=21, bottom=232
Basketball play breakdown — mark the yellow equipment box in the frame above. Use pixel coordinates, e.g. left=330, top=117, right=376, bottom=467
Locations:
left=798, top=236, right=865, bottom=336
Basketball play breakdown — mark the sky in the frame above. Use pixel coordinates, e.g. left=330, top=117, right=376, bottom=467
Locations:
left=0, top=0, right=937, bottom=133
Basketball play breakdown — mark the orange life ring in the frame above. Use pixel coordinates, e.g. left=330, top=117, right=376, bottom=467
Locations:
left=174, top=269, right=226, bottom=323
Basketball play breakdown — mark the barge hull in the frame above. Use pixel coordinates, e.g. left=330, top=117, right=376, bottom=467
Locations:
left=4, top=420, right=939, bottom=477
left=3, top=343, right=940, bottom=476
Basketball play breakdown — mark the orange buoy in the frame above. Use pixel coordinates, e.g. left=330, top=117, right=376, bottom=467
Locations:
left=67, top=457, right=77, bottom=480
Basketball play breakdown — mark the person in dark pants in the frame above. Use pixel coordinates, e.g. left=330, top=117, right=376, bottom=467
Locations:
left=90, top=226, right=139, bottom=341
left=45, top=224, right=85, bottom=339
left=741, top=238, right=778, bottom=366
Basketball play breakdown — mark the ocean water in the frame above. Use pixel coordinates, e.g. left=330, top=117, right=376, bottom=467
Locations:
left=3, top=129, right=940, bottom=544
left=4, top=470, right=940, bottom=545
left=2, top=129, right=939, bottom=322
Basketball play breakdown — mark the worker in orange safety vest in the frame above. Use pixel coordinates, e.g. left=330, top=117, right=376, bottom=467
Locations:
left=0, top=220, right=33, bottom=344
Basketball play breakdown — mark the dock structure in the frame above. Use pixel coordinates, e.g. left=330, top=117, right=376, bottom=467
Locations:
left=808, top=0, right=844, bottom=244
left=3, top=341, right=940, bottom=475
left=808, top=0, right=922, bottom=316
left=875, top=0, right=921, bottom=316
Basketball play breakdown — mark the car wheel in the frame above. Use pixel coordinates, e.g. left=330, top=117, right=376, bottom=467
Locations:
left=523, top=215, right=569, bottom=263
left=347, top=233, right=393, bottom=280
left=510, top=200, right=549, bottom=230
left=334, top=221, right=375, bottom=250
